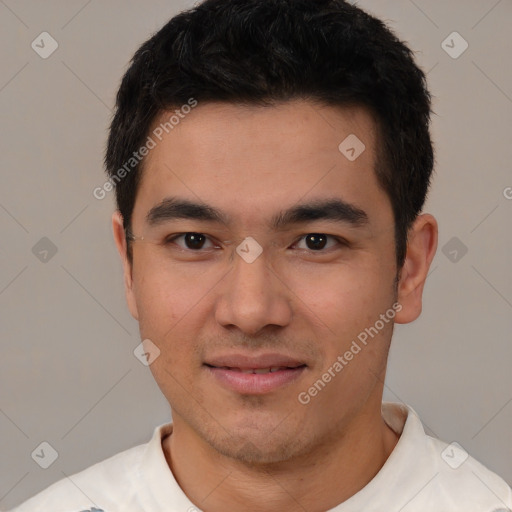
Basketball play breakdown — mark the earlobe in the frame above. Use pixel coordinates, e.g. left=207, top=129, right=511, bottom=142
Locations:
left=394, top=213, right=438, bottom=324
left=112, top=211, right=139, bottom=320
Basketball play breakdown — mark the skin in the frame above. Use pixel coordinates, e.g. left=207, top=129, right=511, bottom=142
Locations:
left=112, top=99, right=438, bottom=512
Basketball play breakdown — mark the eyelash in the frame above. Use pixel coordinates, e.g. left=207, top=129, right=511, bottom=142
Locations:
left=162, top=232, right=349, bottom=253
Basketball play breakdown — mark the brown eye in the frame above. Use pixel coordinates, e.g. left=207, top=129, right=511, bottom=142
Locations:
left=295, top=233, right=343, bottom=251
left=183, top=233, right=207, bottom=249
left=304, top=234, right=328, bottom=250
left=166, top=233, right=216, bottom=250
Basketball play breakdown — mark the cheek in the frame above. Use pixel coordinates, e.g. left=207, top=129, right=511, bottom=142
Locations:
left=132, top=263, right=204, bottom=392
left=287, top=259, right=395, bottom=359
left=292, top=259, right=392, bottom=316
left=131, top=255, right=210, bottom=335
left=130, top=256, right=217, bottom=373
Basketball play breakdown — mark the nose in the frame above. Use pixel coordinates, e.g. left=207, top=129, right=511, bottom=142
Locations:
left=214, top=249, right=293, bottom=336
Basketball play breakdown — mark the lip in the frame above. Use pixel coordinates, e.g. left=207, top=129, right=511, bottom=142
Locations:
left=204, top=352, right=307, bottom=394
left=204, top=352, right=305, bottom=370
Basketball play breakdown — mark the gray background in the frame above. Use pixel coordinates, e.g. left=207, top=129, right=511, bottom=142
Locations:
left=1, top=0, right=511, bottom=508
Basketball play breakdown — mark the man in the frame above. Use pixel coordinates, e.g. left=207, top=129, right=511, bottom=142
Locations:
left=10, top=0, right=512, bottom=511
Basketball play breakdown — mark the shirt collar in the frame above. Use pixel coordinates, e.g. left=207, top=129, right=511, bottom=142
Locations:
left=135, top=401, right=420, bottom=511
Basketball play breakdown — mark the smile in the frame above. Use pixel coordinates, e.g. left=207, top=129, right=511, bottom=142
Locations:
left=204, top=363, right=307, bottom=394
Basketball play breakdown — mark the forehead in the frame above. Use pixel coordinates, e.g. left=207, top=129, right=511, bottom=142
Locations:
left=146, top=99, right=377, bottom=165
left=134, top=99, right=390, bottom=231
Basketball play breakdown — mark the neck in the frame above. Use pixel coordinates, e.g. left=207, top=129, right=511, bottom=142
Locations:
left=162, top=398, right=400, bottom=512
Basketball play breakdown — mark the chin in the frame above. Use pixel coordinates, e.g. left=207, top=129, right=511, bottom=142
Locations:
left=203, top=424, right=310, bottom=466
left=216, top=437, right=301, bottom=466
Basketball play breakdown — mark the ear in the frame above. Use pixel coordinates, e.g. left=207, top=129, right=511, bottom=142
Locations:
left=394, top=213, right=438, bottom=324
left=112, top=211, right=139, bottom=320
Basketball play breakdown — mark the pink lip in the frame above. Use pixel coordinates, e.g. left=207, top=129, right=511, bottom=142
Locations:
left=204, top=352, right=307, bottom=394
left=206, top=366, right=306, bottom=394
left=204, top=352, right=305, bottom=370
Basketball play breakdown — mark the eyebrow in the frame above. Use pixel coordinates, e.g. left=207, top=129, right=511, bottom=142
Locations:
left=145, top=196, right=369, bottom=230
left=270, top=198, right=369, bottom=229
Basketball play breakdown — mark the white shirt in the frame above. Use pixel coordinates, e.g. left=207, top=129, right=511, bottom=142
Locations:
left=9, top=402, right=512, bottom=512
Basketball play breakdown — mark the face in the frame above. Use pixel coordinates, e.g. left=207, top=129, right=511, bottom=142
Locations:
left=115, top=100, right=414, bottom=464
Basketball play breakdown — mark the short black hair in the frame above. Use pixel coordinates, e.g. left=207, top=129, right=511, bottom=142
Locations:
left=105, top=0, right=434, bottom=270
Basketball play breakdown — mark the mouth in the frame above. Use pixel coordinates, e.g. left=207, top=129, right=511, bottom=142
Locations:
left=205, top=365, right=304, bottom=374
left=203, top=354, right=307, bottom=394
